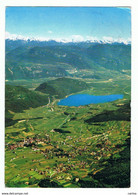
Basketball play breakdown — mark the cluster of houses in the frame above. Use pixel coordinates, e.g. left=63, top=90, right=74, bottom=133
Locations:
left=8, top=137, right=36, bottom=150
left=8, top=135, right=51, bottom=150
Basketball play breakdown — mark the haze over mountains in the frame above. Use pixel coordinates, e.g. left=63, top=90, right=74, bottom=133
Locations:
left=6, top=39, right=131, bottom=80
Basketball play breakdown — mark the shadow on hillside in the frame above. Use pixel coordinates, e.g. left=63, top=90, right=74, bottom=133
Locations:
left=91, top=135, right=130, bottom=188
left=85, top=102, right=130, bottom=124
left=76, top=134, right=130, bottom=188
left=5, top=117, right=44, bottom=127
left=92, top=123, right=106, bottom=126
left=54, top=128, right=71, bottom=134
left=38, top=179, right=62, bottom=188
left=5, top=118, right=17, bottom=127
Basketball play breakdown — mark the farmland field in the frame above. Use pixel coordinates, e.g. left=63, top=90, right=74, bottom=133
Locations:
left=5, top=76, right=130, bottom=188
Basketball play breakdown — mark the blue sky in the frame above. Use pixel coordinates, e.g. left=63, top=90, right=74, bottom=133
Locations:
left=6, top=7, right=131, bottom=43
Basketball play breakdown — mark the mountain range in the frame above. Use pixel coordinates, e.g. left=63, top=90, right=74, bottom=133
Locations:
left=5, top=39, right=131, bottom=80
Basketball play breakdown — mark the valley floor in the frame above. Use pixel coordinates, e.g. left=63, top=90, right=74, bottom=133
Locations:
left=5, top=78, right=131, bottom=188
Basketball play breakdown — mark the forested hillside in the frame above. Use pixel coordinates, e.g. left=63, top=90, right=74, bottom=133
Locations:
left=35, top=77, right=89, bottom=98
left=5, top=40, right=131, bottom=80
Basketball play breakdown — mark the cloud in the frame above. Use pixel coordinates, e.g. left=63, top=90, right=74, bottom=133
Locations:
left=71, top=35, right=84, bottom=42
left=48, top=30, right=53, bottom=34
left=5, top=31, right=50, bottom=41
left=5, top=31, right=29, bottom=40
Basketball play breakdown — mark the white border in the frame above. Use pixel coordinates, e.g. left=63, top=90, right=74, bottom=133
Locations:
left=0, top=1, right=138, bottom=195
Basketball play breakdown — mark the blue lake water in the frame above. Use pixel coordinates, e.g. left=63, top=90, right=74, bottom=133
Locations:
left=57, top=94, right=124, bottom=107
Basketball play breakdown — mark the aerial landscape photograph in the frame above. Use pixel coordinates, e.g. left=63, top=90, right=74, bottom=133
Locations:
left=5, top=6, right=131, bottom=188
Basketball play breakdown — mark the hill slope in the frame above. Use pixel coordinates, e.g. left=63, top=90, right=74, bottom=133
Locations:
left=87, top=44, right=131, bottom=70
left=5, top=85, right=49, bottom=126
left=35, top=77, right=89, bottom=98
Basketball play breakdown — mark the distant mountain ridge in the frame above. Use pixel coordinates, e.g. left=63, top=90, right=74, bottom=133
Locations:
left=6, top=40, right=131, bottom=80
left=6, top=39, right=131, bottom=52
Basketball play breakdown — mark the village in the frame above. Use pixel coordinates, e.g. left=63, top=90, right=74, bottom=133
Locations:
left=5, top=93, right=130, bottom=187
left=6, top=123, right=129, bottom=185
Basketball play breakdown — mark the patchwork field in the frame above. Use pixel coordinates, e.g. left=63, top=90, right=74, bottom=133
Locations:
left=5, top=77, right=131, bottom=188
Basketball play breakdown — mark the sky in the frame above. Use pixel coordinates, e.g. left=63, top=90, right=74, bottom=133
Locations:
left=5, top=7, right=131, bottom=43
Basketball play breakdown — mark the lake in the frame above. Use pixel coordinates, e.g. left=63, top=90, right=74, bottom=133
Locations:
left=57, top=94, right=124, bottom=107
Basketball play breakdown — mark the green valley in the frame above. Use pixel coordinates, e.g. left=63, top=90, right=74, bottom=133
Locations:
left=5, top=41, right=131, bottom=188
left=5, top=75, right=130, bottom=188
